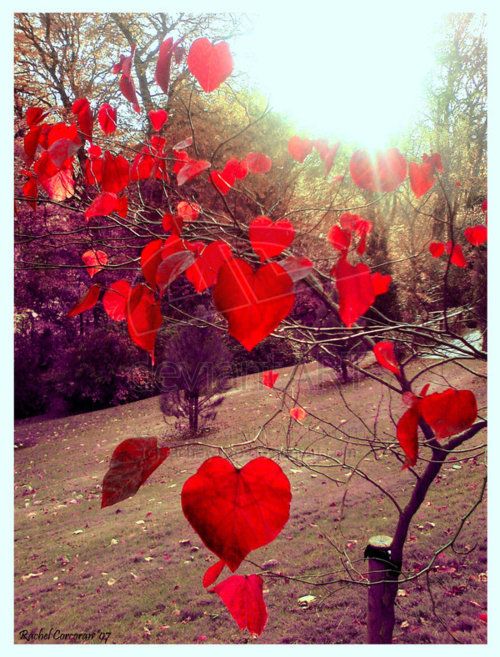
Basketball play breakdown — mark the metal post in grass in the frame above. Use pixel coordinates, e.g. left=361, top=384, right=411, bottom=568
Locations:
left=364, top=535, right=400, bottom=644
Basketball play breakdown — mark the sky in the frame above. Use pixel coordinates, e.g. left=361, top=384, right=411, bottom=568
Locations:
left=233, top=7, right=447, bottom=150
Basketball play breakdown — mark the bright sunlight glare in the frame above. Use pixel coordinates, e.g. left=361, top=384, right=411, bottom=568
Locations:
left=234, top=7, right=446, bottom=150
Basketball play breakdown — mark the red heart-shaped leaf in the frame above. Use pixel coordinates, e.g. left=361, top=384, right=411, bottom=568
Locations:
left=187, top=38, right=233, bottom=92
left=212, top=259, right=295, bottom=351
left=103, top=280, right=131, bottom=321
left=350, top=148, right=407, bottom=192
left=262, top=370, right=279, bottom=388
left=185, top=241, right=233, bottom=292
left=155, top=37, right=174, bottom=94
left=98, top=103, right=117, bottom=135
left=212, top=574, right=268, bottom=636
left=429, top=241, right=445, bottom=258
left=181, top=456, right=291, bottom=571
left=243, top=152, right=272, bottom=174
left=464, top=225, right=487, bottom=246
left=101, top=438, right=169, bottom=508
left=249, top=216, right=295, bottom=262
left=127, top=284, right=162, bottom=364
left=67, top=284, right=100, bottom=317
left=396, top=406, right=420, bottom=468
left=331, top=257, right=375, bottom=327
left=149, top=109, right=168, bottom=131
left=419, top=389, right=477, bottom=439
left=82, top=249, right=108, bottom=278
left=203, top=560, right=225, bottom=588
left=290, top=407, right=307, bottom=422
left=373, top=341, right=400, bottom=376
left=288, top=136, right=313, bottom=163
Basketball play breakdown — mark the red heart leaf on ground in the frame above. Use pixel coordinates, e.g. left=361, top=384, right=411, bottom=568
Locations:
left=187, top=38, right=233, bottom=92
left=181, top=456, right=291, bottom=571
left=212, top=259, right=295, bottom=351
left=249, top=216, right=295, bottom=261
left=101, top=438, right=169, bottom=508
left=212, top=574, right=268, bottom=636
left=103, top=280, right=131, bottom=321
left=290, top=407, right=307, bottom=422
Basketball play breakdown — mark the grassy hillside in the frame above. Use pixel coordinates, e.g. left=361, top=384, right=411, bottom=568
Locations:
left=14, top=360, right=487, bottom=644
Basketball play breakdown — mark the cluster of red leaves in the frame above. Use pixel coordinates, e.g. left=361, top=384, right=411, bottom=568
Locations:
left=396, top=387, right=478, bottom=467
left=181, top=456, right=291, bottom=634
left=288, top=136, right=339, bottom=174
left=350, top=148, right=407, bottom=192
left=429, top=241, right=467, bottom=268
left=113, top=46, right=140, bottom=113
left=326, top=212, right=391, bottom=327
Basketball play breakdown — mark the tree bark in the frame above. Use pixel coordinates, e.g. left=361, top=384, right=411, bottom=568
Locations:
left=365, top=535, right=399, bottom=643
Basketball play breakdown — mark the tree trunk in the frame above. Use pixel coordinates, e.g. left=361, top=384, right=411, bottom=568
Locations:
left=365, top=536, right=399, bottom=643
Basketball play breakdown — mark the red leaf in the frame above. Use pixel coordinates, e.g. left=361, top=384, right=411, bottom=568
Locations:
left=98, top=104, right=117, bottom=135
left=177, top=158, right=211, bottom=186
left=373, top=341, right=400, bottom=376
left=464, top=225, right=487, bottom=247
left=445, top=242, right=467, bottom=268
left=409, top=161, right=435, bottom=198
left=81, top=249, right=108, bottom=278
left=149, top=109, right=168, bottom=131
left=177, top=200, right=201, bottom=222
left=48, top=138, right=81, bottom=169
left=22, top=174, right=38, bottom=210
left=203, top=560, right=225, bottom=588
left=397, top=406, right=420, bottom=468
left=187, top=38, right=233, bottom=92
left=101, top=438, right=170, bottom=508
left=67, top=284, right=100, bottom=317
left=103, top=280, right=131, bottom=321
left=350, top=148, right=407, bottom=192
left=419, top=389, right=477, bottom=440
left=328, top=225, right=351, bottom=253
left=331, top=257, right=375, bottom=327
left=212, top=259, right=295, bottom=351
left=24, top=126, right=43, bottom=163
left=290, top=407, right=307, bottom=422
left=162, top=212, right=184, bottom=235
left=25, top=107, right=48, bottom=127
left=72, top=97, right=93, bottom=141
left=185, top=241, right=233, bottom=292
left=371, top=272, right=392, bottom=296
left=429, top=241, right=445, bottom=258
left=181, top=456, right=291, bottom=571
left=119, top=74, right=140, bottom=113
left=141, top=239, right=164, bottom=289
left=85, top=191, right=118, bottom=221
left=249, top=216, right=295, bottom=262
left=34, top=151, right=75, bottom=202
left=243, top=152, right=272, bottom=174
left=210, top=169, right=234, bottom=195
left=288, top=136, right=313, bottom=163
left=156, top=250, right=196, bottom=292
left=223, top=157, right=248, bottom=180
left=262, top=370, right=279, bottom=388
left=101, top=151, right=130, bottom=194
left=127, top=284, right=162, bottom=363
left=212, top=574, right=268, bottom=636
left=155, top=37, right=174, bottom=94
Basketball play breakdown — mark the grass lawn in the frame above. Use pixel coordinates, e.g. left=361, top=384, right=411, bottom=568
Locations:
left=14, top=358, right=487, bottom=644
